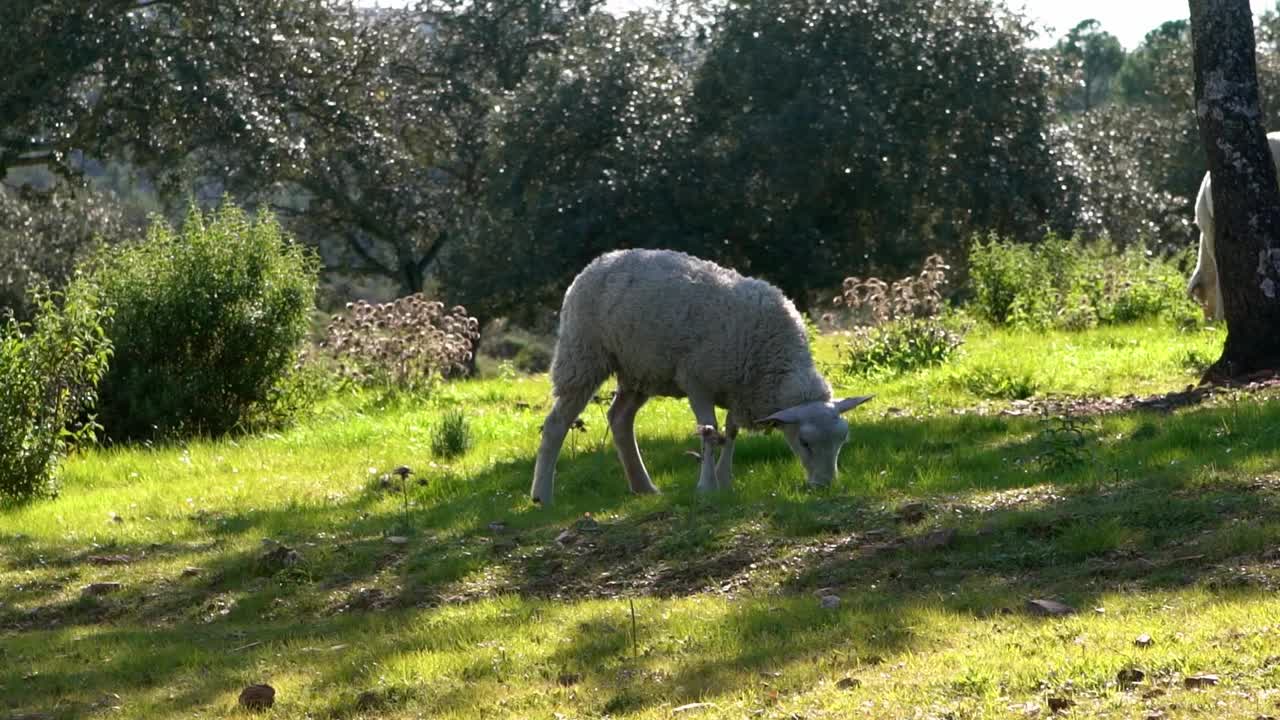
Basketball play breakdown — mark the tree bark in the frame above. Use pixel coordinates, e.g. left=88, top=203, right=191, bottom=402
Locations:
left=1189, top=0, right=1280, bottom=382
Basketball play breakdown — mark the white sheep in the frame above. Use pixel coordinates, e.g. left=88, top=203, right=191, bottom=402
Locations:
left=530, top=249, right=871, bottom=505
left=1188, top=131, right=1280, bottom=320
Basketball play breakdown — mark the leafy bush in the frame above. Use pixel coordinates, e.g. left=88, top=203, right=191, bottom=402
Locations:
left=843, top=318, right=963, bottom=378
left=82, top=205, right=318, bottom=441
left=431, top=409, right=472, bottom=458
left=967, top=233, right=1199, bottom=329
left=320, top=295, right=480, bottom=391
left=0, top=287, right=111, bottom=502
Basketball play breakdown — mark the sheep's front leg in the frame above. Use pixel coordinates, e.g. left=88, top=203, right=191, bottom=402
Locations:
left=715, top=419, right=739, bottom=491
left=689, top=394, right=722, bottom=493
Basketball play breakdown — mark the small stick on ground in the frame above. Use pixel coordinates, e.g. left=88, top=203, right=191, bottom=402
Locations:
left=630, top=597, right=639, bottom=660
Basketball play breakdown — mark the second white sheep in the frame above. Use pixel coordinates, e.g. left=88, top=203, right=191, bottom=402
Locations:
left=1188, top=131, right=1280, bottom=320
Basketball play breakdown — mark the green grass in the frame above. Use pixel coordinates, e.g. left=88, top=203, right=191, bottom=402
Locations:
left=819, top=320, right=1225, bottom=411
left=7, top=319, right=1280, bottom=719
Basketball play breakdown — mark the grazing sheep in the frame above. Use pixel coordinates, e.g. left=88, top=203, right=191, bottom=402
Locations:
left=530, top=249, right=872, bottom=505
left=1188, top=131, right=1280, bottom=320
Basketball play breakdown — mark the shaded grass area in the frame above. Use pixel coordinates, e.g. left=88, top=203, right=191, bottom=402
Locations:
left=6, top=321, right=1280, bottom=719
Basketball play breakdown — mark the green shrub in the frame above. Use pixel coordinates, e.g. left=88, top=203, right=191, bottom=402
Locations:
left=431, top=409, right=472, bottom=458
left=0, top=286, right=111, bottom=502
left=513, top=343, right=552, bottom=374
left=967, top=233, right=1199, bottom=330
left=950, top=364, right=1038, bottom=400
left=83, top=204, right=318, bottom=441
left=844, top=318, right=963, bottom=378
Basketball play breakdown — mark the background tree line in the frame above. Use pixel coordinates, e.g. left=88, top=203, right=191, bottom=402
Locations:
left=7, top=0, right=1280, bottom=324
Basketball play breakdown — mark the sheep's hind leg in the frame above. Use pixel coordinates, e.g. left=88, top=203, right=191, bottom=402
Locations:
left=688, top=394, right=722, bottom=493
left=531, top=386, right=596, bottom=506
left=715, top=419, right=739, bottom=491
left=608, top=389, right=659, bottom=494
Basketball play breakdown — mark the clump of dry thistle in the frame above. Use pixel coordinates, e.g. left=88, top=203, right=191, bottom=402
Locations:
left=319, top=295, right=480, bottom=390
left=826, top=254, right=950, bottom=327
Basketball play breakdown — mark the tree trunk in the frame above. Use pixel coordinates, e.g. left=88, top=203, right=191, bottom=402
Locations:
left=1189, top=0, right=1280, bottom=382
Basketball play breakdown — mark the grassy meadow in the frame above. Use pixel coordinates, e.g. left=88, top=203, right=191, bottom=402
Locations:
left=9, top=320, right=1280, bottom=719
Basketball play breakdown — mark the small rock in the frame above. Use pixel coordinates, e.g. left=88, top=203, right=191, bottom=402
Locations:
left=896, top=501, right=928, bottom=524
left=1024, top=599, right=1075, bottom=617
left=386, top=536, right=409, bottom=546
left=1145, top=712, right=1165, bottom=720
left=355, top=690, right=383, bottom=711
left=819, top=594, right=841, bottom=610
left=92, top=692, right=123, bottom=709
left=1116, top=668, right=1145, bottom=686
left=181, top=566, right=203, bottom=578
left=576, top=512, right=600, bottom=532
left=88, top=554, right=131, bottom=566
left=258, top=545, right=302, bottom=573
left=1183, top=673, right=1220, bottom=689
left=1134, top=633, right=1154, bottom=648
left=82, top=582, right=123, bottom=596
left=556, top=672, right=581, bottom=686
left=835, top=676, right=861, bottom=690
left=1047, top=697, right=1073, bottom=713
left=348, top=587, right=388, bottom=611
left=910, top=528, right=957, bottom=550
left=556, top=529, right=578, bottom=546
left=238, top=684, right=275, bottom=711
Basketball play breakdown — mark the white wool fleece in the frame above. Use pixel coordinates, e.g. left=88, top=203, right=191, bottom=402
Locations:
left=551, top=248, right=831, bottom=426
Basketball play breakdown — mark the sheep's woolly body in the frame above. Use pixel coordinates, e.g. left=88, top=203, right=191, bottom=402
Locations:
left=1189, top=131, right=1280, bottom=320
left=551, top=249, right=830, bottom=426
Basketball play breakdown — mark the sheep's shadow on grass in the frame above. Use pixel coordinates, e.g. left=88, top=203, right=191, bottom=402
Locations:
left=7, top=400, right=1280, bottom=717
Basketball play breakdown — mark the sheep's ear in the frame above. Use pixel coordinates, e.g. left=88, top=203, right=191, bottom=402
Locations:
left=834, top=395, right=873, bottom=414
left=757, top=406, right=805, bottom=427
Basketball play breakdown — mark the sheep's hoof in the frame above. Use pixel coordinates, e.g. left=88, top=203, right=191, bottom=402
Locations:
left=695, top=425, right=726, bottom=445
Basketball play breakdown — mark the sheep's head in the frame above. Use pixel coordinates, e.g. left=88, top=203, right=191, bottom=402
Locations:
left=759, top=396, right=873, bottom=488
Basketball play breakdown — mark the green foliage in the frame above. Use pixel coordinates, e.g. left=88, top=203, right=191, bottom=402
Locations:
left=431, top=408, right=472, bottom=459
left=0, top=185, right=139, bottom=321
left=843, top=319, right=963, bottom=379
left=83, top=205, right=318, bottom=442
left=949, top=364, right=1039, bottom=400
left=1053, top=19, right=1125, bottom=112
left=1033, top=415, right=1095, bottom=474
left=682, top=0, right=1062, bottom=295
left=0, top=286, right=111, bottom=502
left=966, top=233, right=1199, bottom=330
